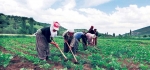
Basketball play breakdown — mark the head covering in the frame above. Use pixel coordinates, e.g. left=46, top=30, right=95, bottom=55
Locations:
left=68, top=29, right=74, bottom=33
left=50, top=21, right=60, bottom=37
left=94, top=29, right=97, bottom=32
left=91, top=26, right=94, bottom=29
left=53, top=21, right=60, bottom=30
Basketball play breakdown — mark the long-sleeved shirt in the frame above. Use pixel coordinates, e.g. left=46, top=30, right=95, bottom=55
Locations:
left=41, top=27, right=52, bottom=43
left=74, top=32, right=84, bottom=40
left=88, top=29, right=95, bottom=34
left=71, top=32, right=87, bottom=46
left=70, top=32, right=83, bottom=46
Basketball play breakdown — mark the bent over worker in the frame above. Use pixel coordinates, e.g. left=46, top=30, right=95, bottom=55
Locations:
left=62, top=29, right=76, bottom=54
left=70, top=32, right=87, bottom=51
left=86, top=33, right=96, bottom=46
left=35, top=21, right=60, bottom=60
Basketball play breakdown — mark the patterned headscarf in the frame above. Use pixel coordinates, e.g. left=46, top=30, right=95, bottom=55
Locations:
left=50, top=21, right=60, bottom=37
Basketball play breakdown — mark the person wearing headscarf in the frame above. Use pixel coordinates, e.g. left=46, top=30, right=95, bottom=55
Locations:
left=87, top=26, right=96, bottom=46
left=87, top=26, right=95, bottom=34
left=86, top=33, right=96, bottom=46
left=62, top=29, right=76, bottom=54
left=35, top=21, right=60, bottom=60
left=70, top=32, right=87, bottom=52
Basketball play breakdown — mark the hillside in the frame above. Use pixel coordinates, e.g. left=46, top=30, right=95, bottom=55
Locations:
left=0, top=13, right=67, bottom=36
left=74, top=29, right=88, bottom=32
left=0, top=13, right=103, bottom=36
left=131, top=26, right=150, bottom=36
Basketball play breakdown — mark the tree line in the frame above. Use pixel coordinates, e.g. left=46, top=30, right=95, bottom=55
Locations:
left=2, top=13, right=141, bottom=38
left=0, top=13, right=66, bottom=35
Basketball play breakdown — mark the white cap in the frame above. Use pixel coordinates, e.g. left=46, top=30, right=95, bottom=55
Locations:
left=68, top=29, right=74, bottom=33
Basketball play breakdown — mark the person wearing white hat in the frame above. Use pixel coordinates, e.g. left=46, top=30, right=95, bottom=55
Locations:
left=62, top=29, right=76, bottom=54
left=35, top=21, right=60, bottom=61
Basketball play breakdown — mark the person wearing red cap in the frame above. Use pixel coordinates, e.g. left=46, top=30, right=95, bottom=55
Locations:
left=35, top=21, right=60, bottom=61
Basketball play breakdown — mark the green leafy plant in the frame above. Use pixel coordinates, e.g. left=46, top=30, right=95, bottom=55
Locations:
left=63, top=61, right=74, bottom=69
left=74, top=64, right=83, bottom=70
left=39, top=63, right=51, bottom=70
left=139, top=64, right=149, bottom=70
left=1, top=36, right=150, bottom=69
left=0, top=52, right=13, bottom=67
left=88, top=53, right=102, bottom=67
left=52, top=56, right=61, bottom=63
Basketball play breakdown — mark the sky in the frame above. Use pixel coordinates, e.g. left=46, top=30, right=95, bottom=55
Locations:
left=0, top=0, right=150, bottom=35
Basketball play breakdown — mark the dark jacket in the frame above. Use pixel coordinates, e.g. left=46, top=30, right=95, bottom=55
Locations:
left=41, top=27, right=52, bottom=43
left=88, top=29, right=95, bottom=34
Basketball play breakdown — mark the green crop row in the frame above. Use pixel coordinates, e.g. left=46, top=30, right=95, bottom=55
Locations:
left=0, top=51, right=13, bottom=67
left=0, top=36, right=150, bottom=69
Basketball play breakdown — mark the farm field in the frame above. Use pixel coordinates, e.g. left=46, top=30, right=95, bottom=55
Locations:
left=0, top=36, right=150, bottom=70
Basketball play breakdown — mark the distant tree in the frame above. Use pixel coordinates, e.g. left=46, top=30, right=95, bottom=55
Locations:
left=118, top=34, right=122, bottom=38
left=0, top=16, right=6, bottom=33
left=9, top=18, right=18, bottom=30
left=0, top=13, right=4, bottom=16
left=19, top=18, right=26, bottom=34
left=113, top=33, right=115, bottom=37
left=22, top=18, right=26, bottom=29
left=0, top=13, right=67, bottom=35
left=130, top=29, right=132, bottom=36
left=29, top=18, right=34, bottom=34
left=3, top=25, right=16, bottom=34
left=0, top=28, right=3, bottom=33
left=143, top=35, right=147, bottom=38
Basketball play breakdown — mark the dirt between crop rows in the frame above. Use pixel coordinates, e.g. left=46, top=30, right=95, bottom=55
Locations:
left=0, top=46, right=141, bottom=70
left=0, top=46, right=43, bottom=70
left=5, top=56, right=42, bottom=70
left=0, top=46, right=92, bottom=70
left=118, top=59, right=139, bottom=70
